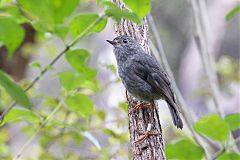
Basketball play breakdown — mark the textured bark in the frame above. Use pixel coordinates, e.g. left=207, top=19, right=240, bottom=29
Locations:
left=113, top=1, right=165, bottom=159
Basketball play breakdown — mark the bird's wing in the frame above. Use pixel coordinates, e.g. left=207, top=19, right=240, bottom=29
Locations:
left=131, top=55, right=183, bottom=129
left=131, top=55, right=175, bottom=102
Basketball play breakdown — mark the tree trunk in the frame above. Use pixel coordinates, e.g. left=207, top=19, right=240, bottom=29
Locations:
left=113, top=1, right=165, bottom=159
left=0, top=23, right=36, bottom=81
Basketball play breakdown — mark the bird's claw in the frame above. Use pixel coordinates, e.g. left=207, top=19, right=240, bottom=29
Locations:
left=128, top=103, right=144, bottom=116
left=134, top=131, right=160, bottom=144
left=128, top=103, right=152, bottom=116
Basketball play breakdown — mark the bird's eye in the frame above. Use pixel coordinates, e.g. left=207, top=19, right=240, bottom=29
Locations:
left=123, top=39, right=128, bottom=43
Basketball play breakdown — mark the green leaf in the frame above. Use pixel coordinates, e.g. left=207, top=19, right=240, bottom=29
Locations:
left=58, top=71, right=80, bottom=91
left=19, top=0, right=79, bottom=23
left=54, top=24, right=68, bottom=39
left=166, top=138, right=204, bottom=160
left=193, top=114, right=230, bottom=142
left=49, top=0, right=79, bottom=24
left=224, top=113, right=240, bottom=131
left=0, top=5, right=28, bottom=23
left=30, top=61, right=41, bottom=68
left=226, top=4, right=240, bottom=21
left=4, top=107, right=39, bottom=123
left=216, top=56, right=240, bottom=82
left=18, top=0, right=54, bottom=27
left=65, top=49, right=90, bottom=72
left=0, top=17, right=24, bottom=55
left=218, top=152, right=240, bottom=160
left=0, top=70, right=32, bottom=108
left=69, top=13, right=107, bottom=38
left=104, top=2, right=141, bottom=24
left=123, top=0, right=151, bottom=19
left=18, top=0, right=79, bottom=37
left=95, top=109, right=106, bottom=120
left=58, top=71, right=99, bottom=91
left=65, top=49, right=97, bottom=80
left=65, top=93, right=94, bottom=118
left=70, top=131, right=83, bottom=145
left=44, top=65, right=53, bottom=71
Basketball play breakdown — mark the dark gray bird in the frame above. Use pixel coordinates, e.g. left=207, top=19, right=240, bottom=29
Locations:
left=107, top=35, right=183, bottom=129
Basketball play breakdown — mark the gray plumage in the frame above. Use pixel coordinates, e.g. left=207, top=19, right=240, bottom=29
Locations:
left=107, top=35, right=183, bottom=129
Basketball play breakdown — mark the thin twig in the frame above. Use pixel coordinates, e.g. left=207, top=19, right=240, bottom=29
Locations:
left=191, top=0, right=224, bottom=117
left=212, top=136, right=240, bottom=160
left=45, top=110, right=71, bottom=152
left=14, top=100, right=64, bottom=160
left=0, top=14, right=106, bottom=123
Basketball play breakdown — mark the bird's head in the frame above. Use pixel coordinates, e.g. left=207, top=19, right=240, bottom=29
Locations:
left=106, top=35, right=140, bottom=51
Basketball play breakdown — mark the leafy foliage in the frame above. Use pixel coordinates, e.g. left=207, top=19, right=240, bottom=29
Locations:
left=123, top=0, right=151, bottom=19
left=30, top=61, right=42, bottom=69
left=58, top=71, right=82, bottom=91
left=0, top=0, right=239, bottom=159
left=65, top=93, right=94, bottom=118
left=224, top=113, right=240, bottom=131
left=166, top=138, right=204, bottom=160
left=60, top=49, right=99, bottom=91
left=69, top=14, right=107, bottom=38
left=58, top=71, right=98, bottom=92
left=193, top=114, right=230, bottom=142
left=65, top=49, right=91, bottom=74
left=4, top=107, right=39, bottom=123
left=0, top=70, right=31, bottom=108
left=216, top=56, right=240, bottom=83
left=226, top=4, right=240, bottom=20
left=0, top=5, right=27, bottom=23
left=0, top=17, right=24, bottom=55
left=103, top=1, right=141, bottom=24
left=18, top=0, right=79, bottom=38
left=218, top=152, right=240, bottom=160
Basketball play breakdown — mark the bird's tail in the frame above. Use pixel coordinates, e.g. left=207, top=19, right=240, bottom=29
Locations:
left=168, top=102, right=183, bottom=129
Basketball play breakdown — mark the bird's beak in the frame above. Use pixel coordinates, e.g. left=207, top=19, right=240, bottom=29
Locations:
left=106, top=40, right=117, bottom=45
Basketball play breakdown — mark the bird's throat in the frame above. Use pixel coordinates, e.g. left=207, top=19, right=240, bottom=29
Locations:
left=114, top=49, right=128, bottom=66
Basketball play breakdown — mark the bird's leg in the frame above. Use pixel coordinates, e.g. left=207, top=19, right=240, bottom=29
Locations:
left=134, top=124, right=160, bottom=143
left=128, top=102, right=151, bottom=116
left=134, top=131, right=160, bottom=143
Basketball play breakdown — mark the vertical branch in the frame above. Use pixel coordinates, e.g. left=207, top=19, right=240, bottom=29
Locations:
left=113, top=1, right=165, bottom=159
left=147, top=14, right=219, bottom=159
left=191, top=0, right=224, bottom=117
left=191, top=0, right=238, bottom=154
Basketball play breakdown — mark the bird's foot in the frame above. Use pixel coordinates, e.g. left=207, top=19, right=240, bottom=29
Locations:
left=128, top=103, right=151, bottom=116
left=134, top=131, right=160, bottom=144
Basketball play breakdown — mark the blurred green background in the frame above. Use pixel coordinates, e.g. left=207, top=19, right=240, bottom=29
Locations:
left=0, top=0, right=239, bottom=159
